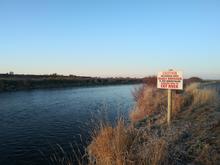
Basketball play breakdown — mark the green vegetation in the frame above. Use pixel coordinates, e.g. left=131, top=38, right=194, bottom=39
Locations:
left=0, top=74, right=142, bottom=92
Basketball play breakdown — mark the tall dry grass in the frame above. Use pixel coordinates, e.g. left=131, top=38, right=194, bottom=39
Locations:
left=130, top=86, right=167, bottom=123
left=87, top=118, right=171, bottom=165
left=130, top=85, right=186, bottom=123
left=130, top=83, right=218, bottom=123
left=88, top=119, right=135, bottom=165
left=185, top=83, right=218, bottom=107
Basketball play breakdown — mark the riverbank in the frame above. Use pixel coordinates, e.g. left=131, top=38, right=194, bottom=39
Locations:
left=84, top=82, right=220, bottom=165
left=0, top=74, right=143, bottom=92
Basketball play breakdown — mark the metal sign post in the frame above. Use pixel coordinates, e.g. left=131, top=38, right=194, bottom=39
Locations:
left=157, top=70, right=183, bottom=125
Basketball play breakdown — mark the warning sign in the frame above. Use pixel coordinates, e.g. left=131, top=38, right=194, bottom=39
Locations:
left=157, top=70, right=183, bottom=90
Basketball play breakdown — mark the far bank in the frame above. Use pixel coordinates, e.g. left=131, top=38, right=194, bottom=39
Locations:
left=0, top=74, right=143, bottom=92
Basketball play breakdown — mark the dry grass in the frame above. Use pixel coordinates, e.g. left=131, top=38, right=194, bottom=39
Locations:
left=88, top=119, right=135, bottom=165
left=86, top=82, right=220, bottom=165
left=48, top=144, right=85, bottom=165
left=141, top=138, right=168, bottom=165
left=130, top=86, right=167, bottom=123
left=130, top=85, right=186, bottom=123
left=185, top=83, right=218, bottom=107
left=130, top=83, right=218, bottom=123
left=193, top=144, right=220, bottom=165
left=87, top=119, right=171, bottom=165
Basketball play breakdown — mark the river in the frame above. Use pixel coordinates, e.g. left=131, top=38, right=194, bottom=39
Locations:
left=0, top=84, right=138, bottom=165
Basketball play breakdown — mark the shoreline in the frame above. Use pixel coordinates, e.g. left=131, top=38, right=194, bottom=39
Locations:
left=0, top=74, right=143, bottom=92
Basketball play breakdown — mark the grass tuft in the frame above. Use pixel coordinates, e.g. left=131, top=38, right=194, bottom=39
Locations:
left=88, top=118, right=135, bottom=165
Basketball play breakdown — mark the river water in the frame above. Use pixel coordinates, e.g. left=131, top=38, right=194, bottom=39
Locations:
left=0, top=85, right=138, bottom=165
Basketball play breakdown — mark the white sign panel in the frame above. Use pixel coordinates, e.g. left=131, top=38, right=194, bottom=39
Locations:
left=157, top=70, right=183, bottom=90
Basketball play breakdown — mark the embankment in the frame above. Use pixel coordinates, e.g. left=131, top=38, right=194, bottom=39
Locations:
left=86, top=82, right=220, bottom=165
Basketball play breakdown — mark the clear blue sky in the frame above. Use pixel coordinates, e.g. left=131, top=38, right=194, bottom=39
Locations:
left=0, top=0, right=219, bottom=79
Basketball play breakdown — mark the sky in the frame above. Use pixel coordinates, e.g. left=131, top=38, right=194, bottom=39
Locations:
left=0, top=0, right=220, bottom=79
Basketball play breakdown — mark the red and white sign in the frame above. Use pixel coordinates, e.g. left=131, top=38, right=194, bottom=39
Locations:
left=157, top=70, right=183, bottom=90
